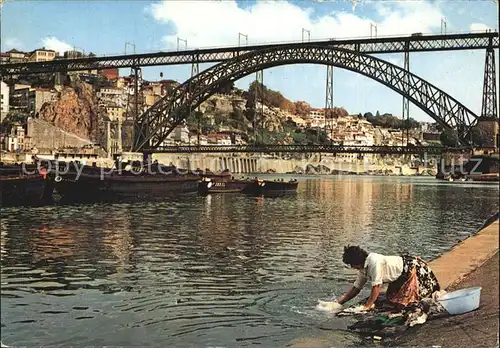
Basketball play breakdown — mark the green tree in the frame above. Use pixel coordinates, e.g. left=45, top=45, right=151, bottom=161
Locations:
left=291, top=131, right=307, bottom=145
left=214, top=111, right=225, bottom=126
left=401, top=118, right=420, bottom=130
left=440, top=128, right=460, bottom=147
left=470, top=126, right=493, bottom=147
left=219, top=81, right=235, bottom=94
left=2, top=111, right=29, bottom=125
left=229, top=109, right=245, bottom=125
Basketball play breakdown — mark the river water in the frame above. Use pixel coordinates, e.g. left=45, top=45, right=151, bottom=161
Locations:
left=1, top=176, right=498, bottom=347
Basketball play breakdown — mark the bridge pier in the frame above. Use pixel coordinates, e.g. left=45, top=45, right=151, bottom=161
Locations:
left=481, top=43, right=497, bottom=120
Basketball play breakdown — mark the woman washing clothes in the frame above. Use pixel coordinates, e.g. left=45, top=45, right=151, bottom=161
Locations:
left=336, top=245, right=440, bottom=311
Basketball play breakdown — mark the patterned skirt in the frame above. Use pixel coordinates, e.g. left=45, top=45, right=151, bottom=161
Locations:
left=386, top=255, right=440, bottom=307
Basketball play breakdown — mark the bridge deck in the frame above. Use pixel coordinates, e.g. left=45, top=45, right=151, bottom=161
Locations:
left=148, top=145, right=471, bottom=155
left=1, top=32, right=498, bottom=75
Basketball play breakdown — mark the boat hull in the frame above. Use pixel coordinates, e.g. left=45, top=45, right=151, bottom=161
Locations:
left=467, top=173, right=499, bottom=182
left=53, top=172, right=200, bottom=202
left=197, top=179, right=250, bottom=195
left=0, top=174, right=52, bottom=207
left=242, top=180, right=298, bottom=196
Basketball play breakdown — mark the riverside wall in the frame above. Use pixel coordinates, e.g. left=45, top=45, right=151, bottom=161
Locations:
left=2, top=151, right=443, bottom=176
left=27, top=118, right=93, bottom=149
left=146, top=153, right=427, bottom=175
left=428, top=219, right=499, bottom=289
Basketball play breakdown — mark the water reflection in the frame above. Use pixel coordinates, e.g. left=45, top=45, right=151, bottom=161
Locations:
left=1, top=176, right=498, bottom=347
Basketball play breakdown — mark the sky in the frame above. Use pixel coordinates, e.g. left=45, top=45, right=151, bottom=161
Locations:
left=1, top=0, right=499, bottom=122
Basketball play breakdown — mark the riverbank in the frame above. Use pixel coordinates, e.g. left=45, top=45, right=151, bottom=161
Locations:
left=427, top=219, right=499, bottom=289
left=387, top=252, right=498, bottom=347
left=386, top=219, right=499, bottom=347
left=286, top=219, right=499, bottom=348
left=2, top=151, right=429, bottom=176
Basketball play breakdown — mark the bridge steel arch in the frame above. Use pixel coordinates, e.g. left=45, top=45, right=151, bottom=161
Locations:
left=133, top=46, right=480, bottom=151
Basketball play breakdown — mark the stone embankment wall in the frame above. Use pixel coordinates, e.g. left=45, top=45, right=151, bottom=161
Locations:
left=146, top=153, right=424, bottom=175
left=27, top=118, right=92, bottom=150
left=151, top=153, right=271, bottom=174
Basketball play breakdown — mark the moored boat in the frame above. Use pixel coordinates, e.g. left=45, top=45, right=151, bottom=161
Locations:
left=197, top=176, right=250, bottom=195
left=49, top=161, right=201, bottom=202
left=0, top=164, right=53, bottom=207
left=242, top=178, right=299, bottom=196
left=467, top=173, right=499, bottom=182
left=199, top=168, right=233, bottom=181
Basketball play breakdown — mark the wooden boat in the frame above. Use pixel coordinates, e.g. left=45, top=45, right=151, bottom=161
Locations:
left=196, top=169, right=251, bottom=195
left=49, top=161, right=201, bottom=202
left=467, top=173, right=499, bottom=182
left=197, top=176, right=250, bottom=195
left=0, top=164, right=53, bottom=207
left=242, top=178, right=299, bottom=196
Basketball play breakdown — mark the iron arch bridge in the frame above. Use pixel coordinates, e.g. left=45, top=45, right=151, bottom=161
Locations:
left=133, top=45, right=481, bottom=152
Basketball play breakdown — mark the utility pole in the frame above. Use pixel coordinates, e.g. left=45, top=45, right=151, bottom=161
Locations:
left=238, top=33, right=248, bottom=47
left=177, top=37, right=187, bottom=50
left=125, top=42, right=136, bottom=55
left=441, top=17, right=447, bottom=35
left=302, top=28, right=311, bottom=42
left=370, top=23, right=378, bottom=37
left=73, top=46, right=85, bottom=56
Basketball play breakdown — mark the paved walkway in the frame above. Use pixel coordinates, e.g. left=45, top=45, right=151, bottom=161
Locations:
left=428, top=220, right=499, bottom=289
left=387, top=219, right=499, bottom=347
left=389, top=252, right=499, bottom=347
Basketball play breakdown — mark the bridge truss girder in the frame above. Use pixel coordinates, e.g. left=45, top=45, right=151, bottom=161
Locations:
left=1, top=32, right=498, bottom=76
left=150, top=144, right=469, bottom=155
left=133, top=46, right=480, bottom=151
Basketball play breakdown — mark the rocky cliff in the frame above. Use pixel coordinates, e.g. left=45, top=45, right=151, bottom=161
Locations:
left=38, top=79, right=98, bottom=140
left=196, top=93, right=295, bottom=133
left=200, top=94, right=247, bottom=115
left=258, top=103, right=291, bottom=132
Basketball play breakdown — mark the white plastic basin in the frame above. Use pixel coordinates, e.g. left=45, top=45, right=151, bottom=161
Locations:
left=437, top=287, right=482, bottom=315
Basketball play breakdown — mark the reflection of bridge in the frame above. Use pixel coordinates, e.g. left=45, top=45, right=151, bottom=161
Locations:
left=150, top=145, right=470, bottom=155
left=2, top=32, right=498, bottom=153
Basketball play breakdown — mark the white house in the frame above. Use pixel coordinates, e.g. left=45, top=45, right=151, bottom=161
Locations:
left=0, top=81, right=9, bottom=122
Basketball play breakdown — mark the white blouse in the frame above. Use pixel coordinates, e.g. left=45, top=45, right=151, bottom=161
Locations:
left=353, top=252, right=404, bottom=289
